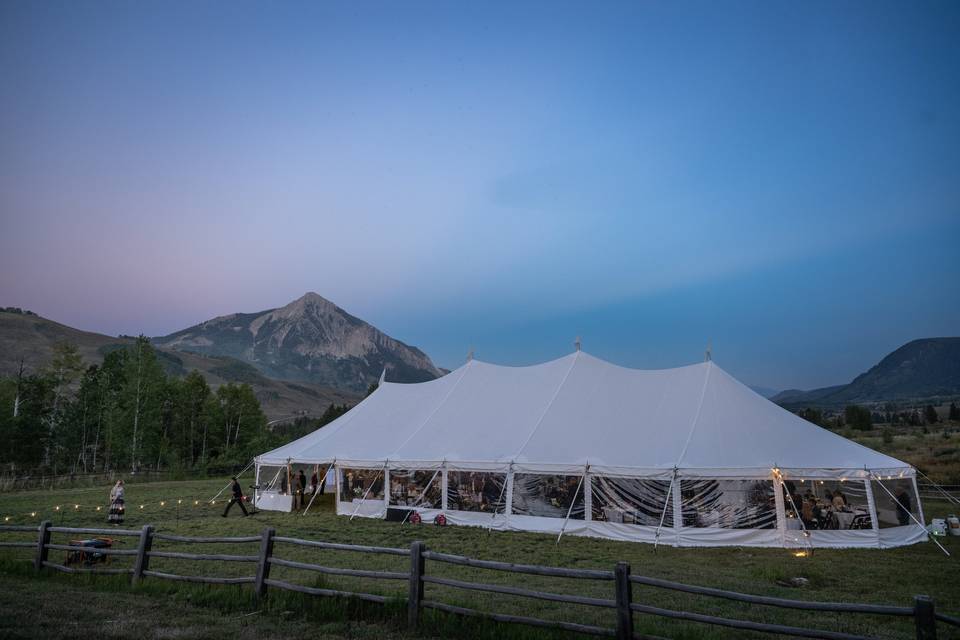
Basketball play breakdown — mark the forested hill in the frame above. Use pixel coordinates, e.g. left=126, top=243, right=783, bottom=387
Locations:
left=774, top=337, right=960, bottom=407
left=0, top=335, right=357, bottom=476
left=0, top=309, right=357, bottom=420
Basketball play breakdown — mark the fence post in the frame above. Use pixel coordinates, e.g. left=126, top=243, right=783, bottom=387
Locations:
left=254, top=527, right=275, bottom=599
left=34, top=521, right=51, bottom=571
left=131, top=524, right=153, bottom=585
left=614, top=561, right=633, bottom=640
left=408, top=540, right=425, bottom=628
left=914, top=595, right=937, bottom=640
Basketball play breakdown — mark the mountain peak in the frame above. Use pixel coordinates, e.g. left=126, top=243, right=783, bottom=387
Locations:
left=154, top=293, right=442, bottom=393
left=297, top=291, right=328, bottom=303
left=278, top=292, right=337, bottom=318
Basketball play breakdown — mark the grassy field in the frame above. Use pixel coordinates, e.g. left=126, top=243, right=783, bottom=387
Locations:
left=0, top=478, right=958, bottom=640
left=848, top=427, right=960, bottom=485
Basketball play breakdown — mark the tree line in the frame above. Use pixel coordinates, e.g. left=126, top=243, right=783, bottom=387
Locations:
left=797, top=402, right=958, bottom=431
left=0, top=337, right=322, bottom=476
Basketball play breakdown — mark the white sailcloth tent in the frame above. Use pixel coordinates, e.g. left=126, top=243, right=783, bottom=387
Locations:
left=255, top=351, right=927, bottom=549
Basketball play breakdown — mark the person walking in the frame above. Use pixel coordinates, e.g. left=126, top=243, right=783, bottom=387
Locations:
left=108, top=480, right=125, bottom=525
left=222, top=477, right=249, bottom=517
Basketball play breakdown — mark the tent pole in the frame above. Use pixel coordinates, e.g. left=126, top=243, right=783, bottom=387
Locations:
left=488, top=462, right=512, bottom=531
left=400, top=468, right=442, bottom=525
left=774, top=469, right=813, bottom=554
left=349, top=466, right=384, bottom=521
left=302, top=459, right=335, bottom=516
left=870, top=472, right=949, bottom=557
left=556, top=466, right=586, bottom=545
left=254, top=463, right=260, bottom=512
left=654, top=469, right=678, bottom=551
left=286, top=459, right=292, bottom=509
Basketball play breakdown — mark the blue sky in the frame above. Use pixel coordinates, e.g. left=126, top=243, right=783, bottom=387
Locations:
left=1, top=1, right=958, bottom=390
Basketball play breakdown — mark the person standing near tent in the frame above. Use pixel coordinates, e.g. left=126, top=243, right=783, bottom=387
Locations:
left=895, top=489, right=911, bottom=526
left=222, top=477, right=249, bottom=517
left=310, top=469, right=318, bottom=496
left=108, top=480, right=125, bottom=525
left=296, top=469, right=307, bottom=509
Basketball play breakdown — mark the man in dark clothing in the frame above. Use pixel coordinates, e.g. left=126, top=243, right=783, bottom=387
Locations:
left=895, top=489, right=911, bottom=526
left=222, top=477, right=249, bottom=517
left=295, top=469, right=307, bottom=509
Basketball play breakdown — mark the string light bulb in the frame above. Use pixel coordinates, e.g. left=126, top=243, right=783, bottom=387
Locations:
left=194, top=500, right=199, bottom=505
left=30, top=512, right=36, bottom=517
left=160, top=501, right=165, bottom=507
left=54, top=506, right=60, bottom=511
left=177, top=499, right=182, bottom=504
left=140, top=504, right=145, bottom=509
left=96, top=506, right=101, bottom=511
left=74, top=504, right=79, bottom=510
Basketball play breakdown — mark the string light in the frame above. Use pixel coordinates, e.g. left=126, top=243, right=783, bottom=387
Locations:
left=793, top=551, right=809, bottom=558
left=5, top=495, right=229, bottom=518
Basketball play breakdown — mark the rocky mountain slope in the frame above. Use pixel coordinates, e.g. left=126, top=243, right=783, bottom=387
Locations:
left=0, top=309, right=357, bottom=420
left=774, top=337, right=960, bottom=407
left=152, top=292, right=442, bottom=393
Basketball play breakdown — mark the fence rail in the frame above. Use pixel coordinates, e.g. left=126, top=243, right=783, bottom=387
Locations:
left=0, top=522, right=955, bottom=640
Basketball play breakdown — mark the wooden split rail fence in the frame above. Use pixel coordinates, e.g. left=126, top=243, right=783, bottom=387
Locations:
left=1, top=522, right=956, bottom=640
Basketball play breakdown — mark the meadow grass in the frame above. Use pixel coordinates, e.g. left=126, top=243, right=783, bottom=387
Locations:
left=0, top=477, right=958, bottom=639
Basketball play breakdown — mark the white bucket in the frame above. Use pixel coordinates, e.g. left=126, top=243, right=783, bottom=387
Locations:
left=947, top=515, right=960, bottom=536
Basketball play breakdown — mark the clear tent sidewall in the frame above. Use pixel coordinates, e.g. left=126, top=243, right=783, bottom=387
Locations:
left=256, top=459, right=927, bottom=549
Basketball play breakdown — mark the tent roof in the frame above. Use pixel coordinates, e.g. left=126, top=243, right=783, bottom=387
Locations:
left=257, top=351, right=911, bottom=478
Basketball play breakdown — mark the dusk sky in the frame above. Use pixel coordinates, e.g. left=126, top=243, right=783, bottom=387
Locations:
left=1, top=1, right=958, bottom=392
